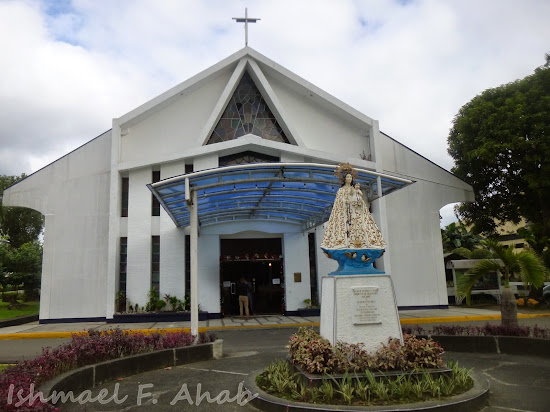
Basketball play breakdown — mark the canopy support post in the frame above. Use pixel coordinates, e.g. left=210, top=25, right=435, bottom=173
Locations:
left=190, top=189, right=199, bottom=337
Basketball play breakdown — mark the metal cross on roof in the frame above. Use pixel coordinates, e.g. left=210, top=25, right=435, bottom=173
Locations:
left=233, top=7, right=260, bottom=46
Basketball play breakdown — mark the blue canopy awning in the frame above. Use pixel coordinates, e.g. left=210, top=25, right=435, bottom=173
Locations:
left=148, top=163, right=413, bottom=230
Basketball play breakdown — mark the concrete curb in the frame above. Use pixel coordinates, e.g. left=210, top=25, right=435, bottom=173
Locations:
left=39, top=339, right=223, bottom=399
left=1, top=312, right=549, bottom=339
left=0, top=324, right=325, bottom=340
left=243, top=369, right=490, bottom=412
left=0, top=327, right=201, bottom=340
left=0, top=323, right=321, bottom=340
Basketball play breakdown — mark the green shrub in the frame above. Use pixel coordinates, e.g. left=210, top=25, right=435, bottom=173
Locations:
left=155, top=299, right=166, bottom=311
left=256, top=358, right=473, bottom=406
left=145, top=287, right=161, bottom=312
left=470, top=248, right=493, bottom=259
left=451, top=247, right=472, bottom=258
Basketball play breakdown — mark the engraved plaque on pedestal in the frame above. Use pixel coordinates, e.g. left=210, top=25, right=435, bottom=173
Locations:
left=320, top=275, right=402, bottom=349
left=352, top=286, right=381, bottom=325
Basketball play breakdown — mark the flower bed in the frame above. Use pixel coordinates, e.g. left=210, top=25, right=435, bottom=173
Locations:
left=287, top=327, right=444, bottom=375
left=402, top=323, right=550, bottom=339
left=256, top=328, right=474, bottom=408
left=0, top=328, right=216, bottom=411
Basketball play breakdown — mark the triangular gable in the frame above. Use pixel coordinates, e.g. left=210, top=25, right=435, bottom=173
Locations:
left=207, top=71, right=290, bottom=145
left=118, top=47, right=375, bottom=145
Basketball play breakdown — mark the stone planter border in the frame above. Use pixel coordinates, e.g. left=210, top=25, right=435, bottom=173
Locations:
left=297, top=308, right=321, bottom=317
left=244, top=369, right=489, bottom=412
left=423, top=335, right=550, bottom=358
left=39, top=339, right=223, bottom=398
left=0, top=314, right=38, bottom=328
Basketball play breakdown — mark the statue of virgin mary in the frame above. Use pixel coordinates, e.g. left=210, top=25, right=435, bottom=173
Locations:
left=321, top=165, right=386, bottom=274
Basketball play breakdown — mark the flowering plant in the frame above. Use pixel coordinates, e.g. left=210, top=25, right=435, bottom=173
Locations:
left=0, top=328, right=215, bottom=411
left=527, top=298, right=539, bottom=308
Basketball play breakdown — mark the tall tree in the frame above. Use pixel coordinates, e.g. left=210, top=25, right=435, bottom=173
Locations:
left=0, top=175, right=44, bottom=248
left=448, top=59, right=550, bottom=253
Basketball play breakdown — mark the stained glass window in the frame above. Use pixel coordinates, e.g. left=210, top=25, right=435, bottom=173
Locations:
left=207, top=72, right=290, bottom=144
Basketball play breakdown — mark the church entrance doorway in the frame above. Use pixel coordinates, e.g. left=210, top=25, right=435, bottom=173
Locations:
left=220, top=238, right=284, bottom=316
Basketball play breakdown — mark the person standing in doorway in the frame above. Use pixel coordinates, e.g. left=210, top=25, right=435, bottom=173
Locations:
left=237, top=277, right=251, bottom=320
left=247, top=277, right=254, bottom=316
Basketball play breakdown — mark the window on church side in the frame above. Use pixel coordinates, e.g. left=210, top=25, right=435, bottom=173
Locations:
left=119, top=237, right=127, bottom=294
left=207, top=72, right=290, bottom=144
left=152, top=171, right=161, bottom=216
left=152, top=236, right=160, bottom=292
left=121, top=177, right=129, bottom=217
left=308, top=232, right=318, bottom=306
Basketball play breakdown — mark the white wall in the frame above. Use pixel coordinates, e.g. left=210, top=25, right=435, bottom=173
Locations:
left=266, top=73, right=371, bottom=159
left=194, top=153, right=218, bottom=172
left=197, top=234, right=220, bottom=313
left=119, top=70, right=232, bottom=165
left=126, top=167, right=153, bottom=307
left=3, top=132, right=112, bottom=319
left=378, top=134, right=473, bottom=192
left=160, top=161, right=187, bottom=301
left=283, top=233, right=311, bottom=311
left=373, top=131, right=474, bottom=307
left=384, top=180, right=472, bottom=307
left=313, top=225, right=338, bottom=305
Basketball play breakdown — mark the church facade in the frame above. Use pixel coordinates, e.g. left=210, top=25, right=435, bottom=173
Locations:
left=3, top=47, right=474, bottom=322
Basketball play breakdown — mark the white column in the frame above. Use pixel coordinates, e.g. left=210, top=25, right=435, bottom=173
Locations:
left=39, top=214, right=54, bottom=320
left=190, top=190, right=199, bottom=336
left=106, top=120, right=122, bottom=319
left=373, top=176, right=391, bottom=275
left=126, top=168, right=152, bottom=307
left=283, top=233, right=311, bottom=311
left=198, top=234, right=220, bottom=313
left=160, top=162, right=186, bottom=300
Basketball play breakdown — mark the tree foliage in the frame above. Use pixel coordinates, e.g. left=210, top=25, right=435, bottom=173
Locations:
left=0, top=241, right=42, bottom=300
left=441, top=222, right=481, bottom=252
left=448, top=60, right=550, bottom=252
left=0, top=174, right=44, bottom=248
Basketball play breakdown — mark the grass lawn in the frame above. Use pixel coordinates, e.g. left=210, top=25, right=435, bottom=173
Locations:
left=0, top=365, right=12, bottom=373
left=0, top=300, right=39, bottom=319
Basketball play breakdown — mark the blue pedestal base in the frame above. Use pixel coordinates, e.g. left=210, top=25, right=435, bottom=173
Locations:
left=321, top=248, right=385, bottom=275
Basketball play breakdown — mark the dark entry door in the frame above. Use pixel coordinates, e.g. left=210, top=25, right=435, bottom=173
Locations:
left=220, top=238, right=284, bottom=316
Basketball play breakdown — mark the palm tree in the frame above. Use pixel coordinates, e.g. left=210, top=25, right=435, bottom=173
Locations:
left=457, top=239, right=547, bottom=326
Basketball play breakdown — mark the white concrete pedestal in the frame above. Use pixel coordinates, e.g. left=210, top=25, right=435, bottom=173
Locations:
left=320, top=275, right=403, bottom=350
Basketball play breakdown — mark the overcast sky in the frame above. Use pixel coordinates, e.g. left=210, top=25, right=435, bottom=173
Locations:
left=1, top=0, right=548, bottom=226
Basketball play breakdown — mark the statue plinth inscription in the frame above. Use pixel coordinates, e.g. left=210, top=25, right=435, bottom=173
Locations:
left=352, top=286, right=381, bottom=324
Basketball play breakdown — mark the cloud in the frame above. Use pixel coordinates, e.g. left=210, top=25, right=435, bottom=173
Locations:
left=0, top=0, right=548, bottom=185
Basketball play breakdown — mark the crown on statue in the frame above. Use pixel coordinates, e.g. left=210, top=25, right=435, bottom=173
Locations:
left=334, top=163, right=358, bottom=184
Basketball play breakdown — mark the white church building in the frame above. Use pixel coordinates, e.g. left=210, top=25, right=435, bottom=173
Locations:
left=3, top=47, right=474, bottom=323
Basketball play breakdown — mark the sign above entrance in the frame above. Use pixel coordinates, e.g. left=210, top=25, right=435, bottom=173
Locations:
left=147, top=163, right=413, bottom=230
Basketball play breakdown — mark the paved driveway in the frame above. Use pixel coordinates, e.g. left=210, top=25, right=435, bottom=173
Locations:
left=50, top=327, right=550, bottom=412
